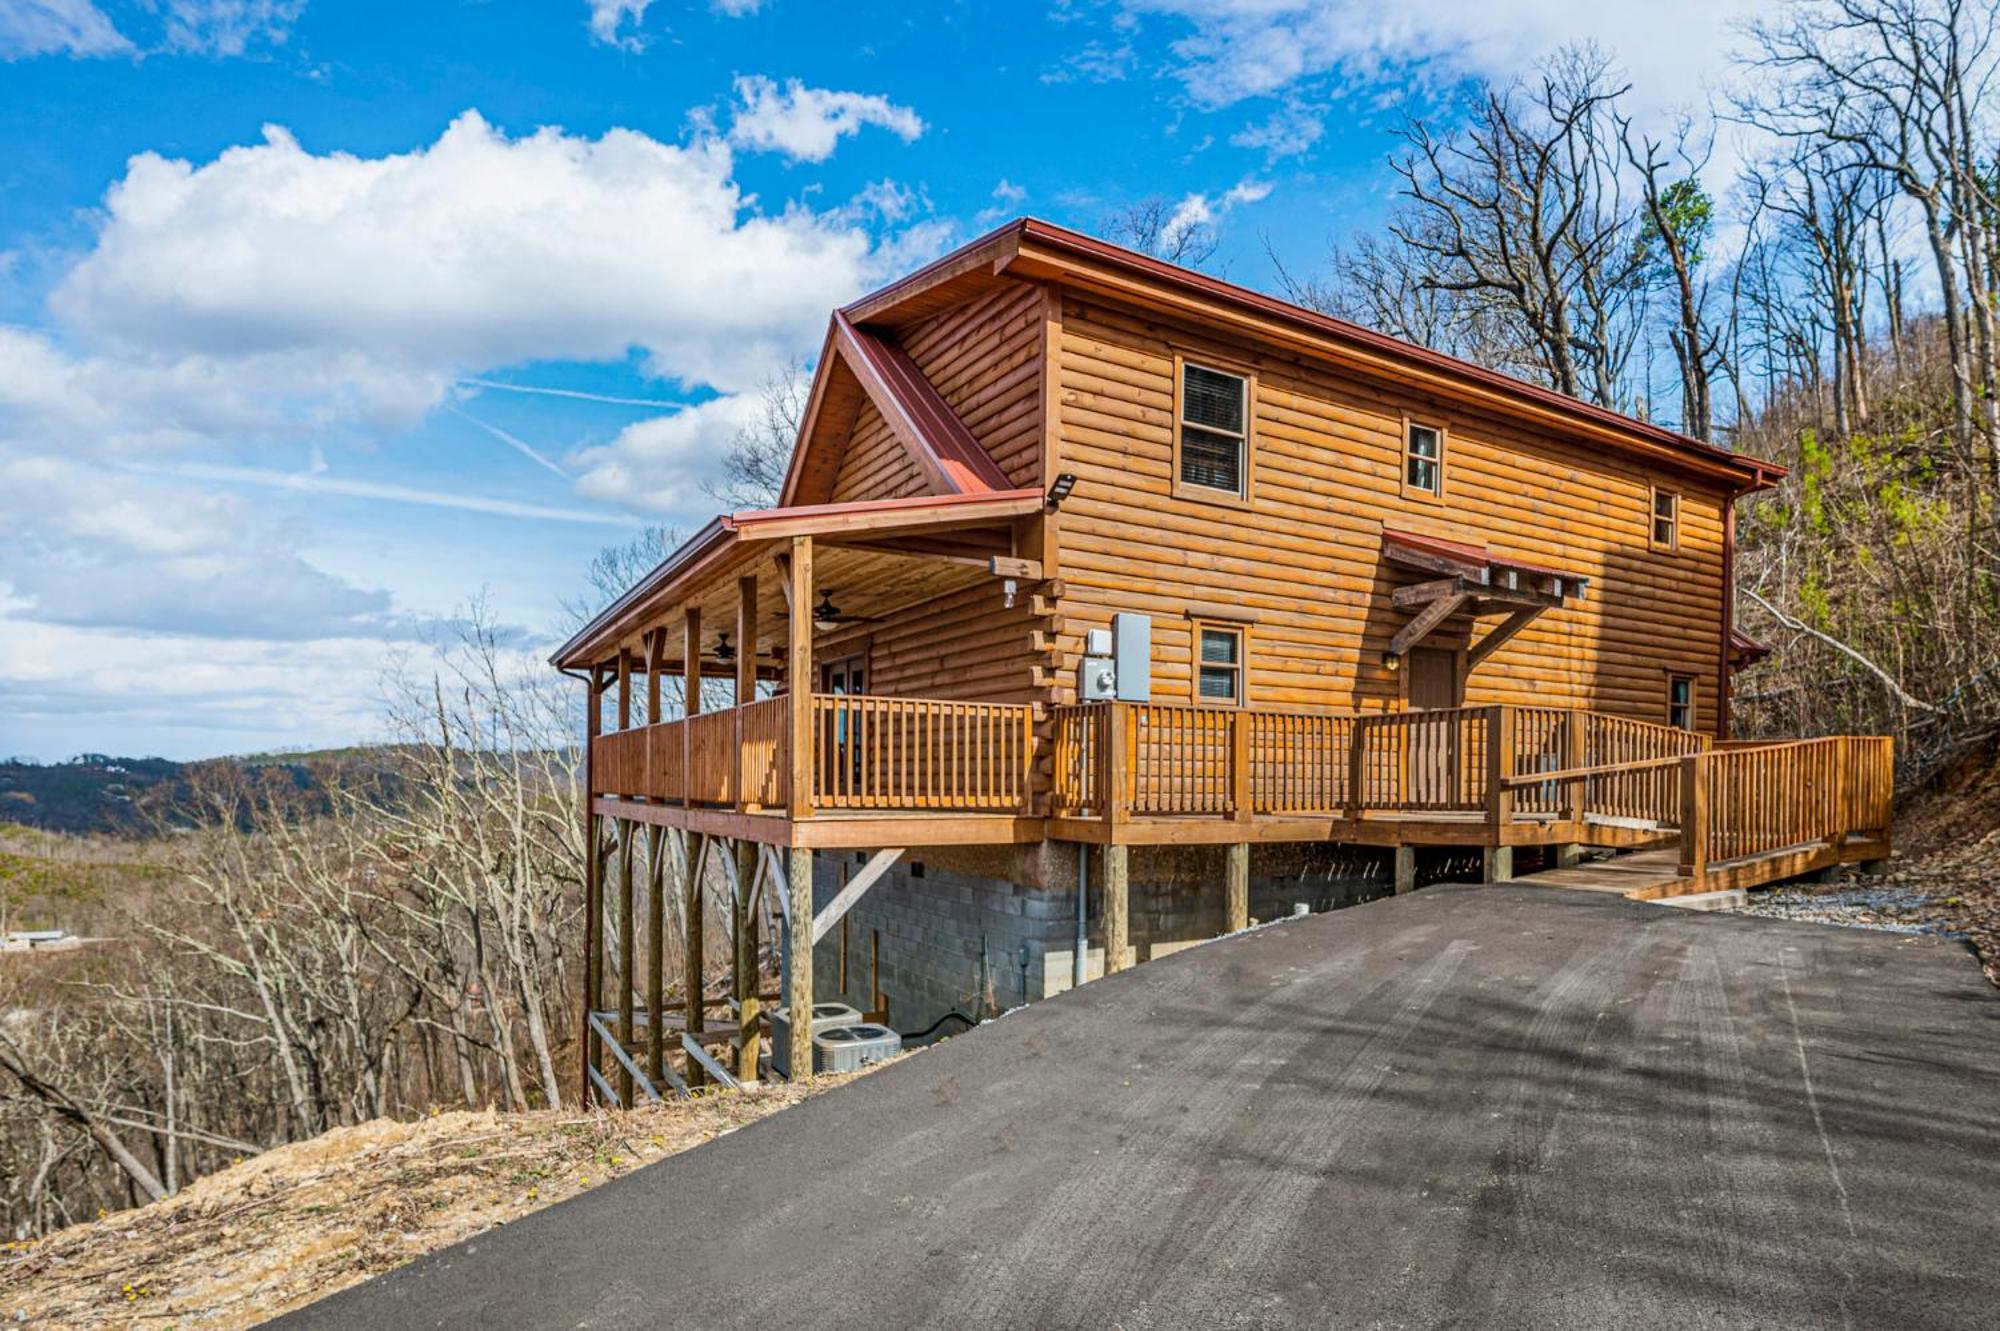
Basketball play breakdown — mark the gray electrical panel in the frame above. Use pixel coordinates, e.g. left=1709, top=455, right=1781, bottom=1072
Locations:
left=1113, top=613, right=1152, bottom=701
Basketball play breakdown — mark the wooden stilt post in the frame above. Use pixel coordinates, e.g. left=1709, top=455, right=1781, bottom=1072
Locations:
left=787, top=847, right=814, bottom=1078
left=1393, top=844, right=1417, bottom=895
left=646, top=824, right=665, bottom=1090
left=1225, top=842, right=1249, bottom=932
left=684, top=831, right=706, bottom=1088
left=616, top=818, right=635, bottom=1107
left=1104, top=843, right=1130, bottom=973
left=733, top=838, right=761, bottom=1081
left=788, top=537, right=815, bottom=820
left=580, top=671, right=603, bottom=1107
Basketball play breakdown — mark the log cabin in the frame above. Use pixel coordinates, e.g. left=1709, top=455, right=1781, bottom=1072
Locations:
left=552, top=218, right=1894, bottom=1102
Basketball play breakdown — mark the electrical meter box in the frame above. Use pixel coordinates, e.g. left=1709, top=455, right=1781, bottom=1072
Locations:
left=1113, top=613, right=1152, bottom=702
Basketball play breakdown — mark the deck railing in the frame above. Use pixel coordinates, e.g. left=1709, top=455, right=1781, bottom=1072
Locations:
left=811, top=695, right=1034, bottom=811
left=593, top=695, right=1887, bottom=860
left=1680, top=735, right=1894, bottom=876
left=1052, top=699, right=1713, bottom=833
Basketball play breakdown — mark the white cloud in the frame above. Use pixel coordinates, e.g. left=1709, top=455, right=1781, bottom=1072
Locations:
left=977, top=177, right=1030, bottom=225
left=1118, top=0, right=1771, bottom=141
left=0, top=0, right=132, bottom=59
left=567, top=393, right=768, bottom=516
left=160, top=0, right=304, bottom=56
left=586, top=0, right=648, bottom=50
left=1230, top=102, right=1325, bottom=158
left=51, top=110, right=915, bottom=400
left=712, top=0, right=763, bottom=14
left=1161, top=176, right=1272, bottom=248
left=727, top=75, right=925, bottom=164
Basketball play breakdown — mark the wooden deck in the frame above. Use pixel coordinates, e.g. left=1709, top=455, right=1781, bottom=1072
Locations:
left=1521, top=833, right=1893, bottom=901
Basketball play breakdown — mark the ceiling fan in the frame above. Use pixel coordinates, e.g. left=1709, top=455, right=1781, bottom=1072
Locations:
left=809, top=589, right=883, bottom=631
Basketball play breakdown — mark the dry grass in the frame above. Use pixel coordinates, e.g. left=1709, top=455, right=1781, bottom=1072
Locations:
left=0, top=1071, right=882, bottom=1329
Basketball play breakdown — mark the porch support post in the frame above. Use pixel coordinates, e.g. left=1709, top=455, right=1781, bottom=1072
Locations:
left=646, top=824, right=666, bottom=1090
left=617, top=650, right=632, bottom=731
left=736, top=576, right=759, bottom=704
left=684, top=606, right=701, bottom=811
left=617, top=817, right=635, bottom=1107
left=1482, top=846, right=1514, bottom=883
left=1393, top=844, right=1417, bottom=895
left=645, top=629, right=664, bottom=725
left=786, top=847, right=814, bottom=1077
left=580, top=671, right=604, bottom=1107
left=1104, top=843, right=1130, bottom=973
left=1224, top=842, right=1249, bottom=932
left=732, top=837, right=761, bottom=1081
left=788, top=536, right=816, bottom=819
left=684, top=832, right=707, bottom=1088
left=736, top=574, right=758, bottom=811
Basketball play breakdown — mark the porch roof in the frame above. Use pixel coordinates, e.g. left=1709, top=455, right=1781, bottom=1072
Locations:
left=551, top=488, right=1042, bottom=671
left=1381, top=526, right=1578, bottom=590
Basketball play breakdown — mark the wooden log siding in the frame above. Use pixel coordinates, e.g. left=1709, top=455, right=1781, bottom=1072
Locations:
left=1050, top=297, right=1732, bottom=729
left=810, top=695, right=1033, bottom=811
left=897, top=279, right=1047, bottom=487
left=830, top=397, right=930, bottom=504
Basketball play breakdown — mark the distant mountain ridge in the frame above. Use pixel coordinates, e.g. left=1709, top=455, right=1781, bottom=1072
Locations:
left=0, top=752, right=345, bottom=835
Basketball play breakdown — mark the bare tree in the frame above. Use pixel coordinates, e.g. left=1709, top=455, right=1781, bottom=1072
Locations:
left=1101, top=197, right=1223, bottom=269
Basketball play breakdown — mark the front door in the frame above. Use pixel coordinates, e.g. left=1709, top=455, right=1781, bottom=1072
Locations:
left=1407, top=648, right=1464, bottom=807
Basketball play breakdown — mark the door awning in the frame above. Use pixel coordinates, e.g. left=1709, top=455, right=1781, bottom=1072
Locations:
left=1380, top=526, right=1588, bottom=667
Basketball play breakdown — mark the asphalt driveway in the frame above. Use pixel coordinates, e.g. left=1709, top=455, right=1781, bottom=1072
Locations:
left=280, top=885, right=2000, bottom=1330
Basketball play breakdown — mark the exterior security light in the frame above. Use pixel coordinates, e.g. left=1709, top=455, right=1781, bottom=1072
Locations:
left=1046, top=473, right=1078, bottom=510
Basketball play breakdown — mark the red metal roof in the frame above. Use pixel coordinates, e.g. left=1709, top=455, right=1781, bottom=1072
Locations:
left=1381, top=527, right=1569, bottom=582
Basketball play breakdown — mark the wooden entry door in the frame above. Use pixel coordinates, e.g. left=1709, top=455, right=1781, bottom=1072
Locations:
left=1407, top=648, right=1464, bottom=807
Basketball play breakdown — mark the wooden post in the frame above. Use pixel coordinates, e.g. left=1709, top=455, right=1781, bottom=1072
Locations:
left=732, top=837, right=760, bottom=1081
left=646, top=824, right=666, bottom=1090
left=1679, top=754, right=1709, bottom=879
left=1229, top=711, right=1252, bottom=823
left=1345, top=717, right=1367, bottom=820
left=617, top=818, right=635, bottom=1107
left=683, top=832, right=706, bottom=1088
left=1565, top=707, right=1587, bottom=825
left=1393, top=844, right=1417, bottom=895
left=683, top=606, right=701, bottom=810
left=1485, top=705, right=1516, bottom=832
left=1224, top=842, right=1249, bottom=932
left=617, top=651, right=631, bottom=731
left=786, top=848, right=814, bottom=1077
left=788, top=536, right=816, bottom=820
left=1482, top=845, right=1513, bottom=883
left=580, top=672, right=603, bottom=1107
left=1104, top=843, right=1130, bottom=973
left=1105, top=703, right=1130, bottom=826
left=737, top=575, right=758, bottom=811
left=645, top=630, right=664, bottom=726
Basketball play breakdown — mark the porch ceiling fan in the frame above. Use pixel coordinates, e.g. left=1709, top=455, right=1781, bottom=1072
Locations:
left=808, top=589, right=883, bottom=632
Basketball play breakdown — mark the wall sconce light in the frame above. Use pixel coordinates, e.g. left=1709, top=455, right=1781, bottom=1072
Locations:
left=1381, top=651, right=1401, bottom=672
left=1002, top=577, right=1018, bottom=609
left=1046, top=472, right=1077, bottom=511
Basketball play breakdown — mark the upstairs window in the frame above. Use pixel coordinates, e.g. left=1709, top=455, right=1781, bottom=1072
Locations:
left=1651, top=487, right=1680, bottom=552
left=1405, top=420, right=1444, bottom=496
left=1196, top=624, right=1245, bottom=705
left=1178, top=361, right=1248, bottom=497
left=1667, top=674, right=1695, bottom=731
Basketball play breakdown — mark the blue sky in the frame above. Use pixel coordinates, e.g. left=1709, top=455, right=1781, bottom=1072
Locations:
left=0, top=0, right=1766, bottom=761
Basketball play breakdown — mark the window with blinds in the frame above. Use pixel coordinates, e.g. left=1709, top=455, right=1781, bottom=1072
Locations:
left=1178, top=362, right=1247, bottom=496
left=1196, top=625, right=1243, bottom=704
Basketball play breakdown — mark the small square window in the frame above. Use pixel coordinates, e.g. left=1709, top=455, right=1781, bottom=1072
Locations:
left=1405, top=422, right=1443, bottom=496
left=1196, top=625, right=1243, bottom=705
left=1651, top=488, right=1680, bottom=551
left=1667, top=674, right=1695, bottom=731
left=1179, top=362, right=1248, bottom=496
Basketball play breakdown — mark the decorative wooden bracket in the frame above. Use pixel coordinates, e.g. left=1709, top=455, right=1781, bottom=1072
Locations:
left=1469, top=606, right=1544, bottom=668
left=1387, top=592, right=1469, bottom=658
